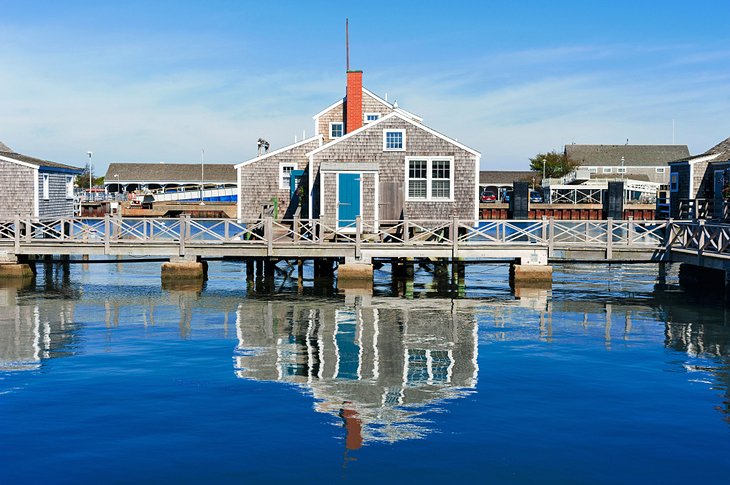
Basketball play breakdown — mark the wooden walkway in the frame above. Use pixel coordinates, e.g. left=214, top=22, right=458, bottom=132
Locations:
left=0, top=216, right=672, bottom=263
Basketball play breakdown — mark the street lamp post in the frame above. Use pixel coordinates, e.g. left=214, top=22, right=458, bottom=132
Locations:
left=87, top=151, right=93, bottom=194
left=114, top=174, right=119, bottom=194
left=542, top=158, right=546, bottom=183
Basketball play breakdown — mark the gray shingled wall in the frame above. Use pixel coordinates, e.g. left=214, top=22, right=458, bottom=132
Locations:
left=312, top=118, right=477, bottom=222
left=38, top=172, right=75, bottom=218
left=317, top=92, right=393, bottom=144
left=670, top=164, right=690, bottom=217
left=0, top=160, right=34, bottom=218
left=238, top=138, right=320, bottom=220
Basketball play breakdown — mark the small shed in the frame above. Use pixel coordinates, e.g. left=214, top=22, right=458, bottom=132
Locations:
left=0, top=142, right=83, bottom=219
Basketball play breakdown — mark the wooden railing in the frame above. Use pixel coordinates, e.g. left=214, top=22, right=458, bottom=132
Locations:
left=0, top=216, right=670, bottom=252
left=666, top=220, right=730, bottom=258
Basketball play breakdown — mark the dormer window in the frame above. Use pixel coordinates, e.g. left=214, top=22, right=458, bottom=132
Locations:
left=329, top=122, right=343, bottom=138
left=383, top=129, right=405, bottom=151
left=364, top=113, right=380, bottom=123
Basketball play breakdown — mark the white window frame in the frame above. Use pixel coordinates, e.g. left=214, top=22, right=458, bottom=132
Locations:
left=329, top=122, right=343, bottom=139
left=66, top=175, right=74, bottom=199
left=383, top=129, right=406, bottom=151
left=42, top=173, right=50, bottom=200
left=364, top=113, right=380, bottom=123
left=670, top=172, right=679, bottom=192
left=588, top=167, right=598, bottom=173
left=616, top=167, right=626, bottom=174
left=279, top=162, right=297, bottom=190
left=602, top=167, right=612, bottom=173
left=656, top=167, right=666, bottom=173
left=405, top=156, right=454, bottom=202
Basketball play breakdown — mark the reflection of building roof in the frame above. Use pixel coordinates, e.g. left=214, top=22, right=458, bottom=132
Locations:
left=566, top=144, right=689, bottom=167
left=479, top=171, right=533, bottom=185
left=0, top=142, right=83, bottom=172
left=104, top=162, right=236, bottom=184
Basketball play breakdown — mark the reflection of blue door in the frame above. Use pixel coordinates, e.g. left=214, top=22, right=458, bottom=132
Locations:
left=338, top=173, right=361, bottom=228
left=290, top=169, right=305, bottom=197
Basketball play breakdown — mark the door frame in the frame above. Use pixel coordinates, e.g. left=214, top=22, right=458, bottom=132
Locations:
left=321, top=167, right=380, bottom=232
left=336, top=172, right=363, bottom=229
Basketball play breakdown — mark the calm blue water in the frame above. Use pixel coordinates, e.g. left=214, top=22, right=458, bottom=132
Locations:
left=1, top=260, right=729, bottom=483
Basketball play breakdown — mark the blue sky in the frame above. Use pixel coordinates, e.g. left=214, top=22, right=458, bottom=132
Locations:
left=1, top=0, right=729, bottom=174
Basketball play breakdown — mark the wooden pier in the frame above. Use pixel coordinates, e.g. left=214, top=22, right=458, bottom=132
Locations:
left=0, top=216, right=676, bottom=288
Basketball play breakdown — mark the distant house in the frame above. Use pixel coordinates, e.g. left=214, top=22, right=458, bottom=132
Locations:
left=0, top=141, right=82, bottom=219
left=479, top=171, right=534, bottom=198
left=236, top=70, right=480, bottom=225
left=565, top=144, right=690, bottom=185
left=668, top=136, right=730, bottom=217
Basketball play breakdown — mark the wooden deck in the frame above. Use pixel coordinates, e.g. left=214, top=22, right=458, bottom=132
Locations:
left=0, top=216, right=672, bottom=263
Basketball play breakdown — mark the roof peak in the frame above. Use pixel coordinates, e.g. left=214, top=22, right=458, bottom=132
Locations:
left=0, top=141, right=12, bottom=152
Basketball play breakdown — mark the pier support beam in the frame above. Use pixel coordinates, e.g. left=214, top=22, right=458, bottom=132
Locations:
left=337, top=257, right=373, bottom=294
left=337, top=257, right=373, bottom=282
left=0, top=253, right=34, bottom=279
left=161, top=256, right=207, bottom=283
left=510, top=263, right=553, bottom=284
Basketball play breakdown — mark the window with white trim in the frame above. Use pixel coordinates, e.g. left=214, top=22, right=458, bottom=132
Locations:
left=616, top=167, right=626, bottom=173
left=656, top=167, right=666, bottom=173
left=603, top=167, right=612, bottom=173
left=42, top=173, right=49, bottom=200
left=406, top=157, right=453, bottom=201
left=66, top=176, right=74, bottom=198
left=670, top=172, right=679, bottom=192
left=279, top=162, right=297, bottom=190
left=364, top=113, right=380, bottom=123
left=383, top=129, right=405, bottom=151
left=588, top=167, right=598, bottom=173
left=329, top=122, right=343, bottom=138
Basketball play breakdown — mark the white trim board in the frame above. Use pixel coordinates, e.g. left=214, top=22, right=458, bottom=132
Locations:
left=234, top=135, right=323, bottom=169
left=306, top=111, right=480, bottom=158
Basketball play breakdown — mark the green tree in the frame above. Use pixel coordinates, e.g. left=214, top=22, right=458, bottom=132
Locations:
left=75, top=163, right=104, bottom=189
left=529, top=150, right=578, bottom=183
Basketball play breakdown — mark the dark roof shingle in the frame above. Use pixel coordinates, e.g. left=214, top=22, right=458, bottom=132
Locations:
left=479, top=171, right=534, bottom=184
left=565, top=144, right=689, bottom=167
left=105, top=162, right=236, bottom=183
left=0, top=142, right=83, bottom=172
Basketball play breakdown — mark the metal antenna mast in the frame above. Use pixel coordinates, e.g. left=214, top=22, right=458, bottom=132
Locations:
left=346, top=18, right=349, bottom=71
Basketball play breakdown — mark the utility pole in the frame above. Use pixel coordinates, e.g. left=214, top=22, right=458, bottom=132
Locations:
left=200, top=149, right=205, bottom=206
left=87, top=151, right=93, bottom=195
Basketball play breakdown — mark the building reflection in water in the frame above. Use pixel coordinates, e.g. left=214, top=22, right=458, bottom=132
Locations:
left=234, top=297, right=479, bottom=445
left=0, top=278, right=79, bottom=371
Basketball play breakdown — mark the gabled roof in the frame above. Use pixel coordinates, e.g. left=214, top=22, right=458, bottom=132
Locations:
left=307, top=111, right=480, bottom=157
left=669, top=136, right=730, bottom=164
left=104, top=162, right=236, bottom=183
left=234, top=135, right=323, bottom=169
left=704, top=136, right=730, bottom=162
left=312, top=87, right=423, bottom=123
left=565, top=144, right=689, bottom=167
left=0, top=142, right=83, bottom=172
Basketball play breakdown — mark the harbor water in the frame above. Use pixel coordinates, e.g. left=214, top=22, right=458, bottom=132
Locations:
left=1, top=259, right=729, bottom=483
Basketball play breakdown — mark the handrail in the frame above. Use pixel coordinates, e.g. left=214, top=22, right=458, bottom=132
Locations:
left=0, top=217, right=671, bottom=251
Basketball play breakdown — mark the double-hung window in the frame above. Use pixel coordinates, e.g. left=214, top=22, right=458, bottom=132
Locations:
left=279, top=162, right=297, bottom=190
left=330, top=122, right=343, bottom=138
left=603, top=167, right=612, bottom=173
left=656, top=167, right=666, bottom=173
left=406, top=157, right=454, bottom=201
left=383, top=129, right=405, bottom=151
left=616, top=167, right=626, bottom=174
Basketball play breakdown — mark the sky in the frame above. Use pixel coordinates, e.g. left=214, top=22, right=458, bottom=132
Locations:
left=1, top=0, right=729, bottom=175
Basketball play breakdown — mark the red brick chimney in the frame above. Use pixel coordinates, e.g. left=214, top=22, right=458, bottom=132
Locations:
left=345, top=70, right=363, bottom=133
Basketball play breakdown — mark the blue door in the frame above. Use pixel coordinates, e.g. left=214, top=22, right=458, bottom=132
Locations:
left=337, top=173, right=361, bottom=228
left=289, top=169, right=305, bottom=197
